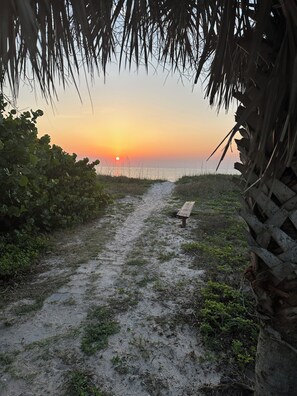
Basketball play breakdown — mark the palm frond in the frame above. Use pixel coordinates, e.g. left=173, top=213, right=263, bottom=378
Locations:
left=1, top=1, right=297, bottom=177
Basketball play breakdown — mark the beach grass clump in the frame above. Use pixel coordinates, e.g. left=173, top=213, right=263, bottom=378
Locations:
left=65, top=370, right=108, bottom=396
left=81, top=306, right=119, bottom=355
left=175, top=174, right=237, bottom=202
left=126, top=257, right=148, bottom=266
left=97, top=175, right=158, bottom=198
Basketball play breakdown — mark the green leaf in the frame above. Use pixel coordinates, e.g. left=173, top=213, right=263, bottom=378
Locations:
left=29, top=154, right=38, bottom=166
left=19, top=175, right=29, bottom=187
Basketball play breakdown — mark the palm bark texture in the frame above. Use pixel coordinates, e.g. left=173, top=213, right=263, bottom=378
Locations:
left=1, top=1, right=297, bottom=394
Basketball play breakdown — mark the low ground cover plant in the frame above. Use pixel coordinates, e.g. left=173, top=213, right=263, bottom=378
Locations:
left=176, top=175, right=258, bottom=384
left=81, top=306, right=119, bottom=355
left=65, top=370, right=107, bottom=396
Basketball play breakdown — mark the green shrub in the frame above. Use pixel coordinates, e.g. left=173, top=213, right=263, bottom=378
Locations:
left=0, top=96, right=110, bottom=279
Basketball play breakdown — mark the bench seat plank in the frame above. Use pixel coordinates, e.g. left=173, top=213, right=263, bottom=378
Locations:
left=177, top=201, right=195, bottom=219
left=177, top=201, right=195, bottom=227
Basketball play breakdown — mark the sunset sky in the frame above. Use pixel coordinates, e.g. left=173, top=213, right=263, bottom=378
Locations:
left=16, top=64, right=239, bottom=172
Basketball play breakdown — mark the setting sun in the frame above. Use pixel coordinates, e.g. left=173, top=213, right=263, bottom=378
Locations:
left=28, top=66, right=237, bottom=173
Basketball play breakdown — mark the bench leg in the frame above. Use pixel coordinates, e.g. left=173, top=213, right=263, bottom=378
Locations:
left=181, top=217, right=187, bottom=228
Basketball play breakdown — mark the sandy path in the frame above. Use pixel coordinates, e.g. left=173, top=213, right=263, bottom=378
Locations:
left=0, top=182, right=220, bottom=396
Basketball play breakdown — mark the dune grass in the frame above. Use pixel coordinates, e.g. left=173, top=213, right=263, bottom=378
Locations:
left=175, top=174, right=258, bottom=389
left=97, top=175, right=160, bottom=198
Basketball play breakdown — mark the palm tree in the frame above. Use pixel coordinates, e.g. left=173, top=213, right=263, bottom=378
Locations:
left=1, top=1, right=297, bottom=394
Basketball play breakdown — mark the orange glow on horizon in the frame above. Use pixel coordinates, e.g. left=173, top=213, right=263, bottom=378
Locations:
left=26, top=67, right=238, bottom=169
left=38, top=131, right=237, bottom=166
left=38, top=117, right=235, bottom=163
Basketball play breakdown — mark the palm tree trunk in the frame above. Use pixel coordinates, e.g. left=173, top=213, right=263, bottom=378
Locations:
left=255, top=327, right=297, bottom=395
left=235, top=121, right=297, bottom=395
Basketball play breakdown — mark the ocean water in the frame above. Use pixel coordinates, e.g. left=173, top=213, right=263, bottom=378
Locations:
left=96, top=165, right=239, bottom=182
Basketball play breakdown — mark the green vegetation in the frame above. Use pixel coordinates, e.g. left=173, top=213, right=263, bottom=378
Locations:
left=111, top=355, right=130, bottom=374
left=176, top=175, right=258, bottom=378
left=126, top=258, right=147, bottom=266
left=200, top=281, right=258, bottom=366
left=136, top=273, right=157, bottom=287
left=158, top=251, right=176, bottom=262
left=0, top=232, right=47, bottom=278
left=0, top=97, right=109, bottom=279
left=0, top=352, right=15, bottom=367
left=81, top=306, right=119, bottom=355
left=129, top=335, right=150, bottom=360
left=65, top=370, right=108, bottom=396
left=97, top=175, right=157, bottom=198
left=13, top=298, right=44, bottom=315
left=107, top=288, right=140, bottom=312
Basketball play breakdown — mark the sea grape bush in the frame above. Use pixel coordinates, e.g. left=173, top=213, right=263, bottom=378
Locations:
left=0, top=96, right=109, bottom=278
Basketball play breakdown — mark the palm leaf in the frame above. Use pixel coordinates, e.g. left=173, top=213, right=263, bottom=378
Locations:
left=1, top=1, right=297, bottom=178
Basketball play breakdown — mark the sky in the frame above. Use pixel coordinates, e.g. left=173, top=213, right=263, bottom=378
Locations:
left=15, top=64, right=239, bottom=173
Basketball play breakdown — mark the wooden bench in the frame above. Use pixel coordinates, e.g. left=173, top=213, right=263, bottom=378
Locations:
left=177, top=201, right=195, bottom=227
